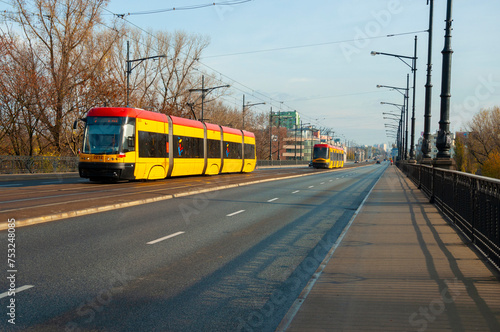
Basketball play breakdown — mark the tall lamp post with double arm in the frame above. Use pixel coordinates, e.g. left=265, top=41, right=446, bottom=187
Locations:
left=377, top=81, right=409, bottom=159
left=382, top=102, right=405, bottom=161
left=372, top=37, right=417, bottom=161
left=126, top=41, right=166, bottom=108
left=242, top=95, right=265, bottom=130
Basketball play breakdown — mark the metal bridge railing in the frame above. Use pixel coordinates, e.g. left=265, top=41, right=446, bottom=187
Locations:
left=0, top=156, right=310, bottom=173
left=400, top=162, right=500, bottom=269
left=256, top=160, right=309, bottom=167
left=0, top=156, right=79, bottom=174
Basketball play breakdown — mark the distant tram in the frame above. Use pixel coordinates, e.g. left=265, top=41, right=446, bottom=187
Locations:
left=77, top=107, right=256, bottom=181
left=312, top=143, right=345, bottom=169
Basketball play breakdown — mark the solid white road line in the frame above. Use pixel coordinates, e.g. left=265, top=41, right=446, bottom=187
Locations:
left=147, top=231, right=185, bottom=245
left=226, top=210, right=245, bottom=217
left=267, top=198, right=279, bottom=202
left=0, top=285, right=34, bottom=299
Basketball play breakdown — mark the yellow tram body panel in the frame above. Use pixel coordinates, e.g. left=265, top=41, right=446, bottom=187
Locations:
left=243, top=131, right=256, bottom=173
left=205, top=123, right=223, bottom=175
left=170, top=116, right=205, bottom=177
left=135, top=116, right=169, bottom=180
left=221, top=126, right=244, bottom=173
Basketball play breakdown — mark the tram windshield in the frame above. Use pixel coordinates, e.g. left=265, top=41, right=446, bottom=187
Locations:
left=313, top=146, right=329, bottom=159
left=83, top=117, right=135, bottom=154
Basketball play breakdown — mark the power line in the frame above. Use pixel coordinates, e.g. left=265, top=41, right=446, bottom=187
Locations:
left=114, top=0, right=253, bottom=17
left=203, top=30, right=428, bottom=58
left=283, top=91, right=387, bottom=103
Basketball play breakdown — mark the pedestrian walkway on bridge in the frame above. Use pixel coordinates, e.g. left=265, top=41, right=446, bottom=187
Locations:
left=280, top=164, right=500, bottom=331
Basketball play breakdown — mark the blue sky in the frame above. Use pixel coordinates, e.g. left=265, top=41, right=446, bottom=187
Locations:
left=28, top=1, right=500, bottom=146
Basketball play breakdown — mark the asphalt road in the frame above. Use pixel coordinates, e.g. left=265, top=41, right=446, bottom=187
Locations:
left=0, top=163, right=387, bottom=331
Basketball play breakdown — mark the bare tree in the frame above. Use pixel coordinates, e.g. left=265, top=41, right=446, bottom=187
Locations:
left=0, top=33, right=49, bottom=155
left=124, top=29, right=210, bottom=116
left=9, top=0, right=119, bottom=154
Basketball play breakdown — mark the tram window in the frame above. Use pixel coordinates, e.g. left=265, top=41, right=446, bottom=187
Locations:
left=208, top=139, right=221, bottom=158
left=122, top=118, right=136, bottom=152
left=83, top=117, right=124, bottom=154
left=139, top=131, right=168, bottom=158
left=244, top=143, right=255, bottom=159
left=224, top=141, right=243, bottom=159
left=313, top=147, right=328, bottom=159
left=175, top=136, right=203, bottom=158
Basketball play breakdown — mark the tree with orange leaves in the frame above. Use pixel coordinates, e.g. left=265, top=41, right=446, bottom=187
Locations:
left=465, top=106, right=500, bottom=178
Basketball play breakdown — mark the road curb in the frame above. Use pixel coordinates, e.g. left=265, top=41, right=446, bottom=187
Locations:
left=1, top=166, right=367, bottom=230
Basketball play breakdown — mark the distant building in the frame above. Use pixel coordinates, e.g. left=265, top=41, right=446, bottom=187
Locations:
left=416, top=131, right=456, bottom=160
left=282, top=131, right=320, bottom=161
left=272, top=111, right=300, bottom=130
left=355, top=150, right=365, bottom=162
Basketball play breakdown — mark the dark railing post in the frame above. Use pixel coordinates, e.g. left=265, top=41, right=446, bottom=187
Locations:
left=417, top=164, right=421, bottom=189
left=430, top=166, right=435, bottom=204
left=452, top=171, right=457, bottom=225
left=471, top=177, right=476, bottom=244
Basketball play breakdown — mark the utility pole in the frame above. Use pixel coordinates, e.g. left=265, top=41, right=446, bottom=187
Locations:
left=409, top=35, right=417, bottom=162
left=242, top=95, right=265, bottom=130
left=269, top=107, right=273, bottom=161
left=294, top=123, right=297, bottom=160
left=300, top=121, right=303, bottom=161
left=126, top=40, right=166, bottom=107
left=189, top=76, right=229, bottom=121
left=277, top=111, right=281, bottom=160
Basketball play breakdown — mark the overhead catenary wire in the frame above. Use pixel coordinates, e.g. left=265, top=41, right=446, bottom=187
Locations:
left=113, top=0, right=253, bottom=17
left=203, top=29, right=428, bottom=59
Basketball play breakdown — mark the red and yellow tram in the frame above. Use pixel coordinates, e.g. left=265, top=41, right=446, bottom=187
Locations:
left=78, top=107, right=256, bottom=181
left=312, top=143, right=345, bottom=169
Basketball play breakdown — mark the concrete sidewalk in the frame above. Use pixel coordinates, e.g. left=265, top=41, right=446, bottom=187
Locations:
left=282, top=165, right=500, bottom=331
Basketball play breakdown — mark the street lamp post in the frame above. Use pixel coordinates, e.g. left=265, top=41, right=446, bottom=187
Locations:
left=422, top=0, right=435, bottom=163
left=381, top=102, right=405, bottom=161
left=126, top=41, right=166, bottom=108
left=300, top=122, right=312, bottom=161
left=189, top=76, right=230, bottom=121
left=434, top=0, right=456, bottom=170
left=269, top=107, right=273, bottom=161
left=242, top=95, right=265, bottom=130
left=377, top=83, right=409, bottom=159
left=372, top=38, right=418, bottom=161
